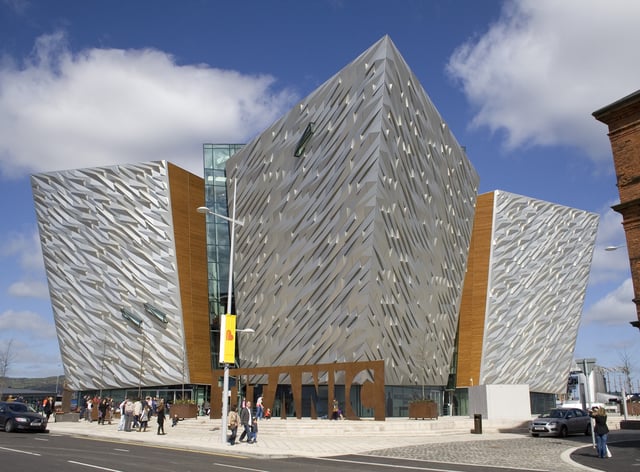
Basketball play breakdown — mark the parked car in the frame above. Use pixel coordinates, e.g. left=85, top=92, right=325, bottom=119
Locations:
left=0, top=401, right=48, bottom=433
left=529, top=407, right=591, bottom=437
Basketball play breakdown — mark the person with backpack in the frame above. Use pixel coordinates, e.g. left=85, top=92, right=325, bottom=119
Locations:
left=227, top=405, right=239, bottom=445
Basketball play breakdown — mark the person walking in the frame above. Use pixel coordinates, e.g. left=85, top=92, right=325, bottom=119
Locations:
left=156, top=399, right=166, bottom=435
left=591, top=406, right=609, bottom=458
left=124, top=398, right=134, bottom=432
left=43, top=396, right=53, bottom=422
left=238, top=401, right=252, bottom=442
left=331, top=398, right=340, bottom=420
left=255, top=395, right=264, bottom=420
left=98, top=398, right=109, bottom=425
left=248, top=417, right=258, bottom=444
left=227, top=405, right=239, bottom=445
left=117, top=399, right=127, bottom=431
left=138, top=402, right=150, bottom=432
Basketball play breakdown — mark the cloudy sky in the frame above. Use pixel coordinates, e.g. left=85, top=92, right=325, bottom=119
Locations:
left=0, top=0, right=638, bottom=389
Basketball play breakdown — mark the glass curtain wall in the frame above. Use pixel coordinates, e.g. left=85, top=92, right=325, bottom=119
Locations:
left=202, top=144, right=244, bottom=369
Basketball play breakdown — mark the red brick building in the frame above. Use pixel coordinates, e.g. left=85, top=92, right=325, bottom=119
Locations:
left=593, top=90, right=640, bottom=330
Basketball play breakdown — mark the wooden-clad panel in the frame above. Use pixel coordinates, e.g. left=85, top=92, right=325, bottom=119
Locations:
left=456, top=192, right=494, bottom=388
left=168, top=163, right=211, bottom=384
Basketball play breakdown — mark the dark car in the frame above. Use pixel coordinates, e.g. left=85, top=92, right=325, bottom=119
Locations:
left=0, top=401, right=48, bottom=433
left=529, top=407, right=591, bottom=437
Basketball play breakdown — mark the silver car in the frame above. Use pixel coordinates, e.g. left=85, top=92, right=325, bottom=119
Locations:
left=529, top=408, right=592, bottom=437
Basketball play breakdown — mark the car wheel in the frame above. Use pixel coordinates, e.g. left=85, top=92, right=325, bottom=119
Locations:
left=531, top=433, right=539, bottom=437
left=5, top=420, right=14, bottom=433
left=559, top=425, right=568, bottom=438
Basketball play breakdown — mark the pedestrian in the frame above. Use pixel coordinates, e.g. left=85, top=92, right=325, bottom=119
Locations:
left=138, top=402, right=150, bottom=432
left=238, top=401, right=252, bottom=442
left=86, top=397, right=93, bottom=422
left=227, top=405, right=239, bottom=445
left=156, top=399, right=166, bottom=435
left=331, top=399, right=340, bottom=420
left=98, top=398, right=109, bottom=424
left=117, top=399, right=127, bottom=431
left=248, top=417, right=258, bottom=444
left=133, top=397, right=143, bottom=429
left=43, top=396, right=53, bottom=422
left=256, top=395, right=264, bottom=420
left=124, top=398, right=134, bottom=432
left=591, top=406, right=609, bottom=458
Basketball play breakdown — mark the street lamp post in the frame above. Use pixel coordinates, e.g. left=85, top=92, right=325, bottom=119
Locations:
left=197, top=180, right=249, bottom=444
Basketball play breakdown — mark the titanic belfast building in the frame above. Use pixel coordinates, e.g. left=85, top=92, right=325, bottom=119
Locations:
left=32, top=36, right=598, bottom=416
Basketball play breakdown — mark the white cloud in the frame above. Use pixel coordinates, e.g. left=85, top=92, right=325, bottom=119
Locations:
left=8, top=280, right=49, bottom=298
left=0, top=31, right=298, bottom=178
left=446, top=0, right=640, bottom=162
left=1, top=229, right=44, bottom=272
left=582, top=278, right=636, bottom=325
left=588, top=206, right=629, bottom=285
left=0, top=309, right=56, bottom=338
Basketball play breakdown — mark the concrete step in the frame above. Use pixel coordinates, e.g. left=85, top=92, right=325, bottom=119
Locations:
left=170, top=416, right=529, bottom=436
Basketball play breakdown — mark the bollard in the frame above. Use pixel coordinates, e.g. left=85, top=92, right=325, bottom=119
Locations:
left=472, top=413, right=482, bottom=434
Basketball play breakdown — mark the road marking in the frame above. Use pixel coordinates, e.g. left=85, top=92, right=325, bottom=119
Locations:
left=318, top=456, right=550, bottom=472
left=213, top=463, right=270, bottom=472
left=360, top=454, right=550, bottom=471
left=68, top=460, right=124, bottom=471
left=113, top=448, right=129, bottom=452
left=0, top=446, right=41, bottom=456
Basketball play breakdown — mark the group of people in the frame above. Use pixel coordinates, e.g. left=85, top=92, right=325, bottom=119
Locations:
left=117, top=396, right=166, bottom=434
left=79, top=395, right=115, bottom=423
left=227, top=396, right=270, bottom=445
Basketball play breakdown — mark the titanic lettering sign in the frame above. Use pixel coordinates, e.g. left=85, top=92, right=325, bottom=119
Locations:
left=211, top=360, right=385, bottom=421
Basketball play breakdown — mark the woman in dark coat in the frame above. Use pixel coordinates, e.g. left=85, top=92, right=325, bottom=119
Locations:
left=156, top=399, right=166, bottom=435
left=591, top=406, right=609, bottom=458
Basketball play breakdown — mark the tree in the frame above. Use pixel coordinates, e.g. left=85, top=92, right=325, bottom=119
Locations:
left=619, top=349, right=635, bottom=394
left=0, top=339, right=16, bottom=398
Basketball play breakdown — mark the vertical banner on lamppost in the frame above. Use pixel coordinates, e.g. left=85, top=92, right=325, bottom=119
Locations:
left=221, top=314, right=236, bottom=364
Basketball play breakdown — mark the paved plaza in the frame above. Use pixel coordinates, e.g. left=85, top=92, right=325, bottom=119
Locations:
left=45, top=414, right=640, bottom=471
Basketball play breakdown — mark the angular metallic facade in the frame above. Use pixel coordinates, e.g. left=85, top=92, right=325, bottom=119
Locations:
left=227, top=36, right=480, bottom=386
left=457, top=191, right=599, bottom=394
left=31, top=161, right=209, bottom=391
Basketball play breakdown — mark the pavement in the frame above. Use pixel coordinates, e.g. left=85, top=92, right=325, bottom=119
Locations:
left=46, top=413, right=640, bottom=471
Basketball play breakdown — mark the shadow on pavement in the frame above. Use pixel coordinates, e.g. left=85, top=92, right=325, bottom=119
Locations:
left=570, top=435, right=640, bottom=472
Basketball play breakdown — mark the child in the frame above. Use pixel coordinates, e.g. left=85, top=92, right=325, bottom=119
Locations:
left=248, top=417, right=258, bottom=443
left=264, top=407, right=271, bottom=420
left=171, top=414, right=179, bottom=427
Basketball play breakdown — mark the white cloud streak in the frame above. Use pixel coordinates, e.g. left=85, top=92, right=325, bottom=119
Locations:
left=446, top=0, right=640, bottom=162
left=582, top=278, right=635, bottom=325
left=0, top=309, right=56, bottom=338
left=0, top=31, right=297, bottom=178
left=8, top=280, right=49, bottom=298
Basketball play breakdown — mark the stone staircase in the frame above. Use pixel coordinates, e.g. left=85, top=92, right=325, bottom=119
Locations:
left=173, top=415, right=531, bottom=437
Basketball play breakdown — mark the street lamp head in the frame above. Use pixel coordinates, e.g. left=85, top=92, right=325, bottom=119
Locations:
left=605, top=245, right=626, bottom=251
left=195, top=206, right=244, bottom=226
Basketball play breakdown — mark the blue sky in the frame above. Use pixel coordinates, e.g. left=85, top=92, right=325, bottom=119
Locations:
left=0, top=0, right=638, bottom=387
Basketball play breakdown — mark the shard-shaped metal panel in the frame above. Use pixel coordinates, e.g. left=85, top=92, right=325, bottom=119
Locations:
left=227, top=36, right=479, bottom=386
left=31, top=161, right=189, bottom=390
left=480, top=191, right=599, bottom=393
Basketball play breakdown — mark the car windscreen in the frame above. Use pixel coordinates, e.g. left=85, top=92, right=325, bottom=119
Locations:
left=541, top=410, right=565, bottom=418
left=8, top=403, right=29, bottom=413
